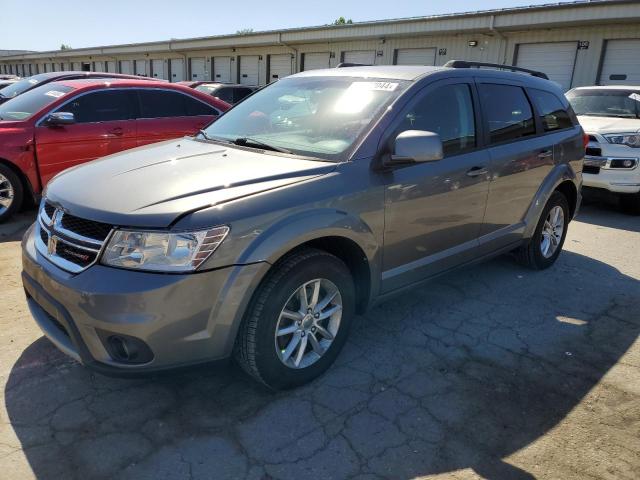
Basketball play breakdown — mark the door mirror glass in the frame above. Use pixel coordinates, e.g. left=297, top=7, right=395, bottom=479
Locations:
left=389, top=130, right=443, bottom=165
left=44, top=112, right=75, bottom=126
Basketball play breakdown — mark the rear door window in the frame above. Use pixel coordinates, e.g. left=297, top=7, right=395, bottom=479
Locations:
left=184, top=95, right=217, bottom=116
left=214, top=87, right=234, bottom=103
left=233, top=87, right=254, bottom=103
left=138, top=90, right=187, bottom=118
left=61, top=90, right=135, bottom=123
left=479, top=84, right=536, bottom=144
left=529, top=89, right=574, bottom=132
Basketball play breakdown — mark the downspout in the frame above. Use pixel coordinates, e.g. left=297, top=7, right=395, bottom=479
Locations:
left=489, top=15, right=508, bottom=64
left=278, top=32, right=299, bottom=73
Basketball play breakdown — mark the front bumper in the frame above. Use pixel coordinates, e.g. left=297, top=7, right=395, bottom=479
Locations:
left=21, top=223, right=268, bottom=374
left=583, top=135, right=640, bottom=194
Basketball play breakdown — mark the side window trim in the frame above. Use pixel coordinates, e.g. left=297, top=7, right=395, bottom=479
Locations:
left=135, top=88, right=220, bottom=120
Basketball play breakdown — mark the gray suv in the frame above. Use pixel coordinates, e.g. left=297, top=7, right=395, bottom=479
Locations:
left=22, top=62, right=584, bottom=389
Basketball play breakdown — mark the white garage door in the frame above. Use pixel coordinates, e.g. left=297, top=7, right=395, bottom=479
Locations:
left=170, top=58, right=185, bottom=82
left=60, top=62, right=69, bottom=71
left=516, top=42, right=577, bottom=91
left=93, top=61, right=104, bottom=72
left=599, top=39, right=640, bottom=85
left=135, top=60, right=148, bottom=76
left=213, top=57, right=231, bottom=83
left=151, top=59, right=166, bottom=79
left=303, top=52, right=331, bottom=71
left=106, top=61, right=116, bottom=73
left=269, top=54, right=292, bottom=82
left=342, top=50, right=375, bottom=65
left=190, top=57, right=206, bottom=81
left=396, top=48, right=436, bottom=66
left=119, top=60, right=133, bottom=75
left=239, top=56, right=259, bottom=85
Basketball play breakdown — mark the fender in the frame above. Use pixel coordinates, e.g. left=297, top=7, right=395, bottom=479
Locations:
left=522, top=163, right=579, bottom=239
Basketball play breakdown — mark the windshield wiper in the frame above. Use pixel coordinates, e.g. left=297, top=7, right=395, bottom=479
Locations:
left=233, top=137, right=292, bottom=154
left=197, top=129, right=214, bottom=140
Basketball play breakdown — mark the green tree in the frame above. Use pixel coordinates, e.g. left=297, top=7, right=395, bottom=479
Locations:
left=236, top=28, right=254, bottom=34
left=332, top=17, right=353, bottom=25
left=60, top=44, right=72, bottom=50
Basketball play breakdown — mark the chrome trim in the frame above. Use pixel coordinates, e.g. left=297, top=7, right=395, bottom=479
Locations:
left=584, top=155, right=639, bottom=170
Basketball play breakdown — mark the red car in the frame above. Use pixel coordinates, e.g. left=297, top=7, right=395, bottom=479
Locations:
left=0, top=78, right=229, bottom=221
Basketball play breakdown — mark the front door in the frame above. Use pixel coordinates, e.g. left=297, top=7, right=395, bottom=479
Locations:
left=381, top=80, right=490, bottom=292
left=35, top=89, right=137, bottom=186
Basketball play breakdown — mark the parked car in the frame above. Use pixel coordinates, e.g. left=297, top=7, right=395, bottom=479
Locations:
left=193, top=83, right=258, bottom=104
left=0, top=78, right=229, bottom=221
left=0, top=78, right=18, bottom=89
left=566, top=85, right=640, bottom=214
left=22, top=62, right=584, bottom=389
left=0, top=71, right=163, bottom=105
left=177, top=81, right=211, bottom=88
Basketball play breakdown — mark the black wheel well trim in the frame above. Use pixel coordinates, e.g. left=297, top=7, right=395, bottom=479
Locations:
left=0, top=157, right=37, bottom=207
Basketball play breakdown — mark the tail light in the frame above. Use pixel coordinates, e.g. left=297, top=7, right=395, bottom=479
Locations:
left=583, top=133, right=589, bottom=150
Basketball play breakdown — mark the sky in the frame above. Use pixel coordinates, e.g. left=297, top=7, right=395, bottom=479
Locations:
left=0, top=0, right=579, bottom=52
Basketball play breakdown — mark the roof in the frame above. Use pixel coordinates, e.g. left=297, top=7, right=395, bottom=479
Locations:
left=293, top=65, right=445, bottom=81
left=52, top=78, right=189, bottom=89
left=570, top=85, right=640, bottom=91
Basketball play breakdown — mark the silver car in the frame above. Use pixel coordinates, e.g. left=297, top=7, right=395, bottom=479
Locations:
left=22, top=62, right=584, bottom=389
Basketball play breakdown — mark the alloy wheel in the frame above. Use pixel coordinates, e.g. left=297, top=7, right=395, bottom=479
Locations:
left=0, top=173, right=14, bottom=215
left=540, top=205, right=564, bottom=258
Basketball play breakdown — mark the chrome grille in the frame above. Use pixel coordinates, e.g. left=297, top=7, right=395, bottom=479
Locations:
left=36, top=201, right=113, bottom=273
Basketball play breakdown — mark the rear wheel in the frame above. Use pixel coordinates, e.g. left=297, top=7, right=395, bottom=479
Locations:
left=0, top=164, right=23, bottom=223
left=516, top=191, right=569, bottom=270
left=235, top=248, right=355, bottom=389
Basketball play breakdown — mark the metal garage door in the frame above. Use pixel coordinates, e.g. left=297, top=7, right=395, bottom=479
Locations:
left=516, top=42, right=577, bottom=91
left=151, top=59, right=166, bottom=79
left=170, top=58, right=185, bottom=82
left=106, top=61, right=116, bottom=73
left=119, top=60, right=133, bottom=75
left=190, top=57, right=206, bottom=81
left=71, top=62, right=81, bottom=71
left=303, top=52, right=330, bottom=71
left=599, top=39, right=640, bottom=85
left=342, top=50, right=375, bottom=65
left=135, top=60, right=148, bottom=76
left=213, top=57, right=231, bottom=82
left=395, top=48, right=436, bottom=66
left=239, top=56, right=259, bottom=85
left=93, top=61, right=104, bottom=72
left=269, top=54, right=292, bottom=82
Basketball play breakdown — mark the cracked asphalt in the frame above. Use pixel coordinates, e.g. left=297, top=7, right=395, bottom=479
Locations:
left=1, top=201, right=639, bottom=480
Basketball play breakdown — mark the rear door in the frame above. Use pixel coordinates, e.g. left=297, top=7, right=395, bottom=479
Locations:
left=135, top=89, right=219, bottom=146
left=35, top=89, right=137, bottom=185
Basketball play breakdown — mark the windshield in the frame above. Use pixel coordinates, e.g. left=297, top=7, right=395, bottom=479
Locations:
left=0, top=73, right=52, bottom=100
left=195, top=84, right=220, bottom=94
left=566, top=89, right=640, bottom=119
left=202, top=76, right=409, bottom=161
left=0, top=84, right=74, bottom=121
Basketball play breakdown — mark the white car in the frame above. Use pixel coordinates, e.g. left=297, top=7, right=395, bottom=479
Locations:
left=566, top=86, right=640, bottom=214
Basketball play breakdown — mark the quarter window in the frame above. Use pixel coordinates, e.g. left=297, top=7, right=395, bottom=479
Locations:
left=138, top=90, right=215, bottom=118
left=480, top=84, right=535, bottom=144
left=529, top=89, right=573, bottom=132
left=62, top=90, right=134, bottom=123
left=396, top=83, right=476, bottom=157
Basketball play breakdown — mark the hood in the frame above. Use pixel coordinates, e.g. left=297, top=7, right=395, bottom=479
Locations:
left=46, top=137, right=336, bottom=227
left=577, top=115, right=640, bottom=135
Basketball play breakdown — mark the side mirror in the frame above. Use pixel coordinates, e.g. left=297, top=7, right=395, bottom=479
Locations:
left=44, top=112, right=75, bottom=126
left=388, top=130, right=443, bottom=165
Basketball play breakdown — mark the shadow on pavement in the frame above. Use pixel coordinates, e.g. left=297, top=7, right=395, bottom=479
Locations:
left=5, top=249, right=640, bottom=479
left=577, top=200, right=640, bottom=233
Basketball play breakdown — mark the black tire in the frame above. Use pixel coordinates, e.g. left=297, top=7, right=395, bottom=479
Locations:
left=234, top=248, right=355, bottom=390
left=619, top=192, right=640, bottom=216
left=515, top=191, right=570, bottom=270
left=0, top=164, right=23, bottom=224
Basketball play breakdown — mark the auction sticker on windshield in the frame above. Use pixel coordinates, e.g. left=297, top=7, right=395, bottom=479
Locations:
left=44, top=90, right=66, bottom=98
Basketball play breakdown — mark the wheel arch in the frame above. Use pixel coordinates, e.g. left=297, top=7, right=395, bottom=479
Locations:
left=0, top=157, right=37, bottom=208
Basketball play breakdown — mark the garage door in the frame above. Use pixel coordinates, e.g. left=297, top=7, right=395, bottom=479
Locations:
left=239, top=56, right=259, bottom=85
left=213, top=57, right=231, bottom=83
left=151, top=59, right=166, bottom=79
left=190, top=57, right=206, bottom=81
left=106, top=61, right=116, bottom=73
left=395, top=48, right=436, bottom=66
left=342, top=50, right=375, bottom=65
left=135, top=60, right=148, bottom=76
left=599, top=39, right=640, bottom=85
left=303, top=52, right=331, bottom=71
left=269, top=54, right=292, bottom=82
left=516, top=42, right=577, bottom=91
left=119, top=60, right=133, bottom=75
left=170, top=58, right=185, bottom=82
left=93, top=61, right=104, bottom=72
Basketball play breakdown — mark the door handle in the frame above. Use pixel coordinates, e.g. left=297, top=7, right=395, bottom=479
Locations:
left=108, top=127, right=123, bottom=136
left=538, top=149, right=553, bottom=159
left=466, top=166, right=488, bottom=177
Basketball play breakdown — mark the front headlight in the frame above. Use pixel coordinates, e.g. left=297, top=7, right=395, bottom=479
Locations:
left=603, top=132, right=640, bottom=148
left=101, top=226, right=229, bottom=272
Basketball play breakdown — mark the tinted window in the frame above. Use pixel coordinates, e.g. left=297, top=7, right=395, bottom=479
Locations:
left=529, top=89, right=573, bottom=132
left=62, top=90, right=134, bottom=123
left=396, top=83, right=476, bottom=157
left=0, top=84, right=74, bottom=121
left=234, top=87, right=254, bottom=103
left=480, top=84, right=535, bottom=144
left=566, top=88, right=640, bottom=119
left=185, top=96, right=216, bottom=116
left=0, top=73, right=51, bottom=100
left=138, top=90, right=186, bottom=118
left=213, top=87, right=234, bottom=104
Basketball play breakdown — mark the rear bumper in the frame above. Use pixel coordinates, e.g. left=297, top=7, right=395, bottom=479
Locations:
left=21, top=223, right=268, bottom=375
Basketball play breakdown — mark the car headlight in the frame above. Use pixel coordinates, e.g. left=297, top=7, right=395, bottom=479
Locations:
left=603, top=133, right=640, bottom=148
left=101, top=226, right=229, bottom=272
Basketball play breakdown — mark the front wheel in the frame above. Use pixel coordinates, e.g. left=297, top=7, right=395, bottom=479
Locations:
left=0, top=164, right=23, bottom=223
left=235, top=248, right=355, bottom=389
left=516, top=191, right=569, bottom=270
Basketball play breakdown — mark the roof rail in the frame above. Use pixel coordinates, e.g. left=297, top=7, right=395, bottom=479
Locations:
left=336, top=62, right=371, bottom=68
left=443, top=60, right=549, bottom=80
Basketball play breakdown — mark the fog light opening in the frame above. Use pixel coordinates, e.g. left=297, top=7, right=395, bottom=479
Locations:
left=98, top=330, right=154, bottom=365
